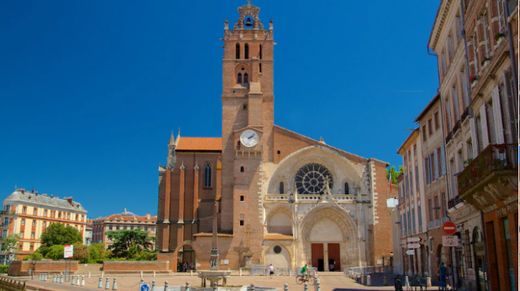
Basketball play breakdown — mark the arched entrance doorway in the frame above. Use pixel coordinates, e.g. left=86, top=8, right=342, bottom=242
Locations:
left=301, top=205, right=358, bottom=272
left=177, top=245, right=196, bottom=272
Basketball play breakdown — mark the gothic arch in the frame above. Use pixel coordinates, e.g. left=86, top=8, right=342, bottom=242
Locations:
left=299, top=204, right=359, bottom=269
left=265, top=205, right=293, bottom=235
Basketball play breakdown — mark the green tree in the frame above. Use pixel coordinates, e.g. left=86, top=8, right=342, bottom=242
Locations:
left=386, top=165, right=403, bottom=184
left=72, top=243, right=89, bottom=263
left=45, top=245, right=65, bottom=260
left=0, top=234, right=19, bottom=264
left=88, top=243, right=109, bottom=263
left=40, top=224, right=82, bottom=247
left=107, top=229, right=154, bottom=259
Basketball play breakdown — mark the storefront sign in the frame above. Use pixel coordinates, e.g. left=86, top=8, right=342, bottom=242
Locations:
left=442, top=235, right=459, bottom=247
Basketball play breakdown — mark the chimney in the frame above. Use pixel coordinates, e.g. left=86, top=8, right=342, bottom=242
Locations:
left=146, top=213, right=151, bottom=220
left=65, top=197, right=73, bottom=205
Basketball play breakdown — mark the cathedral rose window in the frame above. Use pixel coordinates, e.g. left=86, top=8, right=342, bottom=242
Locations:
left=295, top=163, right=333, bottom=194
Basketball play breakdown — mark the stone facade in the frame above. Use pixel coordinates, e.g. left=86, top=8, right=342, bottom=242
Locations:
left=156, top=2, right=395, bottom=272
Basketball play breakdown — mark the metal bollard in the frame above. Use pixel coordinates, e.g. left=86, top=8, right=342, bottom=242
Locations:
left=303, top=282, right=308, bottom=291
left=140, top=271, right=144, bottom=280
left=152, top=280, right=156, bottom=290
left=60, top=274, right=64, bottom=284
left=239, top=268, right=242, bottom=276
left=249, top=284, right=256, bottom=291
left=367, top=275, right=371, bottom=286
left=404, top=275, right=410, bottom=287
left=426, top=276, right=432, bottom=287
left=71, top=275, right=75, bottom=285
left=101, top=271, right=105, bottom=278
left=89, top=272, right=91, bottom=278
left=112, top=278, right=117, bottom=290
left=98, top=277, right=103, bottom=288
left=164, top=281, right=168, bottom=291
left=315, top=278, right=321, bottom=291
left=105, top=277, right=110, bottom=289
left=185, top=282, right=190, bottom=291
left=153, top=270, right=156, bottom=279
left=81, top=275, right=85, bottom=286
left=283, top=283, right=289, bottom=291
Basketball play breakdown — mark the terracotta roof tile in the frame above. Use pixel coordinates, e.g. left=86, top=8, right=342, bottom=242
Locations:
left=176, top=137, right=222, bottom=151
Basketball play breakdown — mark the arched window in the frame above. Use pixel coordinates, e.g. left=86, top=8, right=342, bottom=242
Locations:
left=344, top=182, right=349, bottom=194
left=236, top=43, right=240, bottom=59
left=279, top=182, right=284, bottom=194
left=243, top=73, right=249, bottom=84
left=244, top=43, right=249, bottom=59
left=240, top=166, right=245, bottom=172
left=237, top=73, right=242, bottom=84
left=259, top=44, right=262, bottom=59
left=204, top=163, right=212, bottom=188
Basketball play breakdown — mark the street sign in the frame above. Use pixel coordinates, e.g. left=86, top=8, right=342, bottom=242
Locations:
left=443, top=221, right=457, bottom=235
left=407, top=237, right=421, bottom=243
left=407, top=243, right=421, bottom=249
left=442, top=235, right=459, bottom=247
left=405, top=250, right=415, bottom=255
left=63, top=245, right=74, bottom=259
left=140, top=283, right=150, bottom=291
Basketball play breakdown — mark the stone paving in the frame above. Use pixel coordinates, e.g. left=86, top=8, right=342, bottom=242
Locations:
left=18, top=273, right=397, bottom=291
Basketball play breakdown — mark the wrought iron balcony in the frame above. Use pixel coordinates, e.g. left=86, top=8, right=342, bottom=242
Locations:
left=448, top=195, right=464, bottom=210
left=457, top=144, right=518, bottom=210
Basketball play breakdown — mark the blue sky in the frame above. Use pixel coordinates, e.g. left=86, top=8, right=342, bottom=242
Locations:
left=0, top=1, right=440, bottom=218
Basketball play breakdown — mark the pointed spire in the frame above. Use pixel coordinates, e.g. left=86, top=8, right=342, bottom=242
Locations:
left=168, top=131, right=175, bottom=146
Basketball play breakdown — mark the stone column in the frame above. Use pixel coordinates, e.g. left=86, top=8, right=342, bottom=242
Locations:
left=323, top=243, right=329, bottom=271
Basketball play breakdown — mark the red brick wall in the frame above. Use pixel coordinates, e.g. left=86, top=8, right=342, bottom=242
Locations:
left=8, top=260, right=79, bottom=276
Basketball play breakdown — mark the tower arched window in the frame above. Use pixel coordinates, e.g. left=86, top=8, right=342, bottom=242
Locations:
left=236, top=43, right=240, bottom=59
left=279, top=182, right=284, bottom=194
left=204, top=163, right=212, bottom=188
left=344, top=182, right=349, bottom=194
left=259, top=44, right=262, bottom=59
left=243, top=73, right=249, bottom=85
left=245, top=43, right=249, bottom=59
left=237, top=73, right=242, bottom=84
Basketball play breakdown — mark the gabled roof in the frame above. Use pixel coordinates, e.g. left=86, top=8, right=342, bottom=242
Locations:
left=274, top=125, right=388, bottom=166
left=176, top=137, right=222, bottom=152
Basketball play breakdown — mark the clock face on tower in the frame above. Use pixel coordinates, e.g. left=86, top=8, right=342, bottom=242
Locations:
left=240, top=129, right=259, bottom=148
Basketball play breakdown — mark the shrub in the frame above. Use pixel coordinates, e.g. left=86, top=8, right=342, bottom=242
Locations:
left=88, top=243, right=108, bottom=263
left=45, top=245, right=65, bottom=260
left=0, top=264, right=8, bottom=274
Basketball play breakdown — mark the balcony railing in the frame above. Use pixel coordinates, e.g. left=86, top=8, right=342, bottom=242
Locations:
left=458, top=144, right=517, bottom=199
left=448, top=195, right=464, bottom=209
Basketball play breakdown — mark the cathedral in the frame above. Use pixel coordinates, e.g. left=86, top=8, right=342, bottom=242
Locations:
left=156, top=2, right=394, bottom=272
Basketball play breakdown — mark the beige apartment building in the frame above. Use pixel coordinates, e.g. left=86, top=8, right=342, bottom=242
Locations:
left=92, top=210, right=156, bottom=248
left=415, top=95, right=449, bottom=282
left=0, top=189, right=87, bottom=260
left=427, top=0, right=517, bottom=290
left=397, top=129, right=427, bottom=276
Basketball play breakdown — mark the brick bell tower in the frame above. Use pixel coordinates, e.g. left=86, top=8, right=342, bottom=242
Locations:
left=220, top=1, right=274, bottom=263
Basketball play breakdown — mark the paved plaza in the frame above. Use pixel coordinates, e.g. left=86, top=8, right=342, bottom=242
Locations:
left=18, top=273, right=397, bottom=291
